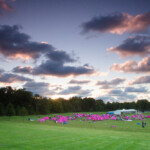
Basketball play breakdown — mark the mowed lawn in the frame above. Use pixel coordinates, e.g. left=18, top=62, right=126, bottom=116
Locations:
left=0, top=114, right=150, bottom=150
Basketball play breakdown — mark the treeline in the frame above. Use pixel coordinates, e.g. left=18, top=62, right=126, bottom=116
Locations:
left=0, top=86, right=150, bottom=116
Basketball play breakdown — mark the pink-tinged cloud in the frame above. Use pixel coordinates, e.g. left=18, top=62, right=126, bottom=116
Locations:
left=125, top=86, right=148, bottom=93
left=99, top=89, right=137, bottom=102
left=12, top=62, right=96, bottom=77
left=58, top=86, right=92, bottom=97
left=82, top=12, right=150, bottom=34
left=0, top=25, right=96, bottom=77
left=0, top=0, right=13, bottom=11
left=111, top=56, right=150, bottom=74
left=107, top=35, right=150, bottom=57
left=0, top=73, right=32, bottom=83
left=0, top=25, right=55, bottom=60
left=0, top=25, right=78, bottom=62
left=23, top=81, right=50, bottom=96
left=130, top=75, right=150, bottom=84
left=12, top=66, right=33, bottom=74
left=69, top=79, right=90, bottom=84
left=32, top=60, right=96, bottom=77
left=0, top=68, right=4, bottom=73
left=96, top=78, right=126, bottom=86
left=96, top=78, right=126, bottom=89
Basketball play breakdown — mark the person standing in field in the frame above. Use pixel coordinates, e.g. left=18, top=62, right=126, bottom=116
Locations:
left=142, top=121, right=146, bottom=128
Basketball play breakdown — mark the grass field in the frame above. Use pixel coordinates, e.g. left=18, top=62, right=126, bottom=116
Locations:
left=0, top=112, right=150, bottom=150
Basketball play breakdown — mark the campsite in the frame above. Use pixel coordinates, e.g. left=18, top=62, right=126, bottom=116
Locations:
left=0, top=111, right=150, bottom=150
left=1, top=0, right=150, bottom=150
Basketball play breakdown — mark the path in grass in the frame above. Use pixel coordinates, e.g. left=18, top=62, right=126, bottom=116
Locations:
left=0, top=120, right=150, bottom=150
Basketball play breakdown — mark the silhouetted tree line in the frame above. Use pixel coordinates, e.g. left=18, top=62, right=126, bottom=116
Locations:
left=0, top=86, right=150, bottom=116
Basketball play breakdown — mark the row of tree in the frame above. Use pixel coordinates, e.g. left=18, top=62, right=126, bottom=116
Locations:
left=0, top=86, right=150, bottom=116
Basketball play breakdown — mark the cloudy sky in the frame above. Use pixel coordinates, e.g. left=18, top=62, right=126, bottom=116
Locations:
left=0, top=0, right=150, bottom=102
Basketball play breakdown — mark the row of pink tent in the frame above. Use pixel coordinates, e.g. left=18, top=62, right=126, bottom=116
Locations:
left=39, top=116, right=49, bottom=122
left=73, top=113, right=147, bottom=121
left=39, top=113, right=150, bottom=123
left=40, top=115, right=76, bottom=123
left=52, top=116, right=68, bottom=123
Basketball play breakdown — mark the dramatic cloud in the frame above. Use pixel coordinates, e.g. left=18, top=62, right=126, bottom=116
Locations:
left=102, top=86, right=147, bottom=102
left=99, top=85, right=149, bottom=102
left=99, top=85, right=112, bottom=89
left=69, top=79, right=90, bottom=84
left=0, top=0, right=13, bottom=12
left=125, top=87, right=148, bottom=93
left=32, top=60, right=95, bottom=77
left=0, top=25, right=78, bottom=62
left=96, top=96, right=116, bottom=102
left=108, top=35, right=150, bottom=57
left=82, top=12, right=150, bottom=34
left=105, top=89, right=137, bottom=101
left=111, top=56, right=150, bottom=74
left=96, top=78, right=125, bottom=89
left=107, top=89, right=137, bottom=98
left=12, top=60, right=95, bottom=78
left=0, top=68, right=4, bottom=73
left=130, top=75, right=150, bottom=84
left=108, top=89, right=123, bottom=95
left=23, top=81, right=50, bottom=96
left=12, top=66, right=32, bottom=74
left=59, top=86, right=92, bottom=97
left=0, top=25, right=54, bottom=59
left=0, top=73, right=32, bottom=83
left=96, top=78, right=125, bottom=86
left=59, top=86, right=81, bottom=95
left=97, top=91, right=136, bottom=102
left=0, top=25, right=96, bottom=77
left=47, top=50, right=76, bottom=63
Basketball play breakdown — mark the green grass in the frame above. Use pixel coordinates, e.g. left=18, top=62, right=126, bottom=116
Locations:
left=0, top=113, right=150, bottom=150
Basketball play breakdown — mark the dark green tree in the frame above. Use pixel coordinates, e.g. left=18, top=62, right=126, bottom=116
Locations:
left=0, top=102, right=5, bottom=115
left=62, top=99, right=71, bottom=112
left=136, top=99, right=149, bottom=112
left=38, top=98, right=51, bottom=114
left=20, top=107, right=28, bottom=116
left=15, top=106, right=21, bottom=116
left=82, top=97, right=96, bottom=112
left=95, top=99, right=105, bottom=111
left=6, top=103, right=15, bottom=116
left=106, top=102, right=113, bottom=111
left=52, top=98, right=63, bottom=113
left=69, top=97, right=82, bottom=112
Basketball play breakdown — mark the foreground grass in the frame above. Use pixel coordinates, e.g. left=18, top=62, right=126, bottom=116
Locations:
left=0, top=113, right=150, bottom=150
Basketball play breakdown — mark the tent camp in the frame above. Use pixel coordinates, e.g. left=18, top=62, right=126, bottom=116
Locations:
left=113, top=109, right=137, bottom=115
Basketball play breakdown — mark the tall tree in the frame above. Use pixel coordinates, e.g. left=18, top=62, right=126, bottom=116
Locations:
left=38, top=98, right=52, bottom=114
left=19, top=107, right=28, bottom=116
left=52, top=98, right=64, bottom=113
left=95, top=99, right=105, bottom=111
left=82, top=97, right=96, bottom=112
left=136, top=99, right=149, bottom=112
left=0, top=102, right=5, bottom=115
left=6, top=103, right=15, bottom=116
left=69, top=97, right=82, bottom=112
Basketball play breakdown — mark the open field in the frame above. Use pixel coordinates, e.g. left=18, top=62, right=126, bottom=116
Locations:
left=0, top=112, right=150, bottom=150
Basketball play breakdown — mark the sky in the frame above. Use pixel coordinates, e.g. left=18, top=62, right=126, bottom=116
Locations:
left=0, top=0, right=150, bottom=102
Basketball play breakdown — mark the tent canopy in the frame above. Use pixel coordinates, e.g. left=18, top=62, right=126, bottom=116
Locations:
left=109, top=109, right=137, bottom=115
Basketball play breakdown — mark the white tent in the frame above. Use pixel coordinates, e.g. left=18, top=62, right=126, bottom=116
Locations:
left=113, top=109, right=137, bottom=115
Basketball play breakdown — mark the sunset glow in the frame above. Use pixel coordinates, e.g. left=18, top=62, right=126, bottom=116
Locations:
left=0, top=0, right=150, bottom=102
